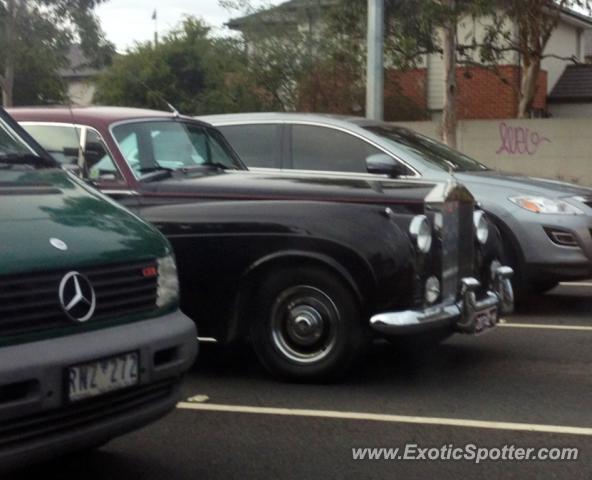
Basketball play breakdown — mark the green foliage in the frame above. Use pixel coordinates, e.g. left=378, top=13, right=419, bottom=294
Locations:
left=95, top=17, right=269, bottom=115
left=0, top=0, right=113, bottom=106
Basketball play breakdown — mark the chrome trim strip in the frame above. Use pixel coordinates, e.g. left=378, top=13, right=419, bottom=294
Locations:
left=198, top=337, right=218, bottom=344
left=101, top=189, right=140, bottom=196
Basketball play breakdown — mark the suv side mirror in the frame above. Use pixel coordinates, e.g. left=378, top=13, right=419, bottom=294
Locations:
left=366, top=153, right=407, bottom=177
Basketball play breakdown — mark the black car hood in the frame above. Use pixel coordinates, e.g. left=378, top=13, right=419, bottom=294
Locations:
left=141, top=170, right=439, bottom=206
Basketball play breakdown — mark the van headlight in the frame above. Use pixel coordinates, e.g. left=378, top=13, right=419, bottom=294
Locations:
left=157, top=255, right=180, bottom=308
left=409, top=215, right=432, bottom=253
left=509, top=196, right=583, bottom=215
left=473, top=210, right=489, bottom=245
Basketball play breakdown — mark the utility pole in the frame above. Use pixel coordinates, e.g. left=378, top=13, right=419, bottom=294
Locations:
left=366, top=0, right=384, bottom=120
left=152, top=9, right=158, bottom=47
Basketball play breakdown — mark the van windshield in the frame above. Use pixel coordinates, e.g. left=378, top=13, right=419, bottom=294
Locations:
left=0, top=117, right=32, bottom=156
left=0, top=113, right=54, bottom=169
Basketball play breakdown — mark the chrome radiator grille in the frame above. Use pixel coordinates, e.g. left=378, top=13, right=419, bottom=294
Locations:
left=440, top=200, right=475, bottom=302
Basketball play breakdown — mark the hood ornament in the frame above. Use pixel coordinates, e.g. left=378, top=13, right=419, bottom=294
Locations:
left=50, top=238, right=68, bottom=251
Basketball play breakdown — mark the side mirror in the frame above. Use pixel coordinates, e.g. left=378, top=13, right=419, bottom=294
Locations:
left=365, top=153, right=407, bottom=177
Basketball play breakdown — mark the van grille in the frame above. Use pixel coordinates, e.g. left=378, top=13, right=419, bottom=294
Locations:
left=0, top=260, right=158, bottom=336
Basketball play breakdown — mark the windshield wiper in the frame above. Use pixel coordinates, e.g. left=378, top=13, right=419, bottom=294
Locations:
left=203, top=162, right=238, bottom=170
left=0, top=152, right=54, bottom=169
left=139, top=165, right=175, bottom=182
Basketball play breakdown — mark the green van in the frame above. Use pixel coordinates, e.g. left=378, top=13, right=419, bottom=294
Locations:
left=0, top=108, right=197, bottom=470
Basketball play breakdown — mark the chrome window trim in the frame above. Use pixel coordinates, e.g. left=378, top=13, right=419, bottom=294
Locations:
left=214, top=119, right=422, bottom=179
left=100, top=189, right=140, bottom=196
left=19, top=121, right=127, bottom=184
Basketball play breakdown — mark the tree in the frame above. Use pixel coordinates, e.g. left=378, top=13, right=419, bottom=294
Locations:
left=440, top=0, right=459, bottom=148
left=479, top=0, right=592, bottom=118
left=95, top=17, right=267, bottom=115
left=0, top=0, right=110, bottom=107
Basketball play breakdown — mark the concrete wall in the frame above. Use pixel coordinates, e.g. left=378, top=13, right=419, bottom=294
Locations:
left=394, top=119, right=592, bottom=186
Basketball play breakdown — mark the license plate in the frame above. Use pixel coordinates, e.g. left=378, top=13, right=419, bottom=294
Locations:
left=68, top=352, right=139, bottom=402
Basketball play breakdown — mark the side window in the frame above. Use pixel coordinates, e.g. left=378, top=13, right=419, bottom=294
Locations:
left=219, top=124, right=280, bottom=168
left=21, top=124, right=80, bottom=165
left=85, top=130, right=123, bottom=183
left=291, top=125, right=385, bottom=173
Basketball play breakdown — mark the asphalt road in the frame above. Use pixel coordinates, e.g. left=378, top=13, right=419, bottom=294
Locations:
left=10, top=284, right=592, bottom=479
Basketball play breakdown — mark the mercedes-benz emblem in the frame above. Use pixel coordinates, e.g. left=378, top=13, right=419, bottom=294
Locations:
left=59, top=272, right=96, bottom=323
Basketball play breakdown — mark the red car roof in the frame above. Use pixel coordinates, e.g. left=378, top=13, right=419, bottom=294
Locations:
left=8, top=106, right=206, bottom=129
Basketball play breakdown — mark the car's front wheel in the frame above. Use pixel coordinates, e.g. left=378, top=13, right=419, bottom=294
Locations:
left=251, top=266, right=368, bottom=382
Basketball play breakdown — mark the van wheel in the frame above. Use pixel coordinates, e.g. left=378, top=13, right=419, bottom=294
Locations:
left=251, top=267, right=367, bottom=382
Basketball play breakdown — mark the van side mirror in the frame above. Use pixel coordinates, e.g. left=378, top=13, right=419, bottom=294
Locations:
left=365, top=153, right=407, bottom=177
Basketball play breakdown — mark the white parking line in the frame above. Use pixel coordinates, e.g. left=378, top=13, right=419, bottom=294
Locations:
left=560, top=282, right=592, bottom=287
left=499, top=323, right=592, bottom=332
left=176, top=402, right=592, bottom=436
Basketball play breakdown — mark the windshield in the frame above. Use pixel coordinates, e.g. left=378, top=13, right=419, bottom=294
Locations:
left=111, top=120, right=242, bottom=177
left=365, top=125, right=490, bottom=173
left=0, top=116, right=34, bottom=157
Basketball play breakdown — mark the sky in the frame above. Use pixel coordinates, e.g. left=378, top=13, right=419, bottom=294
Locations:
left=96, top=0, right=285, bottom=52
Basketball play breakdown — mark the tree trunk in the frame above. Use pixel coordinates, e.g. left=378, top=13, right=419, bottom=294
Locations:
left=441, top=0, right=458, bottom=149
left=2, top=64, right=14, bottom=108
left=517, top=59, right=540, bottom=119
left=2, top=0, right=18, bottom=108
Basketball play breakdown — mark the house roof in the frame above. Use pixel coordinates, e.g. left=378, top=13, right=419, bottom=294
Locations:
left=548, top=64, right=592, bottom=103
left=58, top=46, right=103, bottom=79
left=228, top=1, right=592, bottom=30
left=227, top=0, right=338, bottom=29
left=561, top=7, right=592, bottom=28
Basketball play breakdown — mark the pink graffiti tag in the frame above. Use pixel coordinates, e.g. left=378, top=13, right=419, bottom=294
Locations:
left=496, top=122, right=551, bottom=156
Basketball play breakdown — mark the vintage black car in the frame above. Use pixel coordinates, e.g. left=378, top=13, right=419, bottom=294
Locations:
left=12, top=107, right=514, bottom=381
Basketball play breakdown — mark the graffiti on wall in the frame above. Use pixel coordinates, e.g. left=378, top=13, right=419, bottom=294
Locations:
left=496, top=122, right=551, bottom=156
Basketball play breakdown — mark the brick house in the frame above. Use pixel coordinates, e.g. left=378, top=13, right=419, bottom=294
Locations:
left=229, top=1, right=592, bottom=120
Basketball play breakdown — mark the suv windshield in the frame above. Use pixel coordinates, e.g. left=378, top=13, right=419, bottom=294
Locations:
left=111, top=120, right=242, bottom=177
left=365, top=125, right=490, bottom=173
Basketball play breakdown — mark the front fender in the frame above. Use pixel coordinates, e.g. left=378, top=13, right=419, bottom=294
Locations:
left=140, top=200, right=417, bottom=343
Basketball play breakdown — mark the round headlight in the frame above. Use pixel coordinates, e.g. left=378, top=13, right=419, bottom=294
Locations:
left=473, top=211, right=489, bottom=245
left=409, top=215, right=432, bottom=253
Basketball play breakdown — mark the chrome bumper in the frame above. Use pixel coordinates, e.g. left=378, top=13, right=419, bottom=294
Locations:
left=370, top=267, right=514, bottom=336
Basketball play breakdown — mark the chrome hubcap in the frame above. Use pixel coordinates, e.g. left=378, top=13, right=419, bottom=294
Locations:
left=270, top=286, right=339, bottom=365
left=287, top=307, right=324, bottom=346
